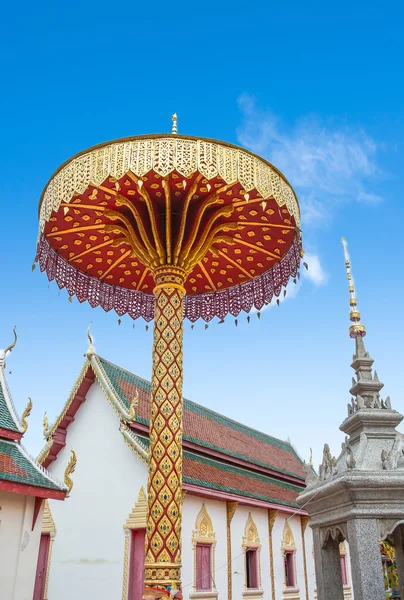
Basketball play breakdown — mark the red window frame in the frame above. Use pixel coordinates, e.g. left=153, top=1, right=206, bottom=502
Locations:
left=284, top=551, right=296, bottom=587
left=196, top=543, right=212, bottom=591
left=245, top=548, right=259, bottom=589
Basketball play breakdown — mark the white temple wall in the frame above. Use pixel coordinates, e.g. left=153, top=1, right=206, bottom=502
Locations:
left=182, top=494, right=228, bottom=599
left=47, top=382, right=148, bottom=600
left=0, top=491, right=44, bottom=600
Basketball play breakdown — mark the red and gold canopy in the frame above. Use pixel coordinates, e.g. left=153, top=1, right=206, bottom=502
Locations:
left=36, top=134, right=301, bottom=321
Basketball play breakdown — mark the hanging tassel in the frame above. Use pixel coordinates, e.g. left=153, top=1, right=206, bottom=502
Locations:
left=218, top=319, right=225, bottom=324
left=297, top=272, right=300, bottom=280
left=31, top=263, right=36, bottom=272
left=303, top=262, right=308, bottom=270
left=145, top=325, right=149, bottom=331
left=235, top=319, right=238, bottom=327
left=247, top=315, right=250, bottom=323
left=283, top=290, right=287, bottom=298
left=204, top=324, right=209, bottom=330
left=293, top=278, right=297, bottom=284
left=191, top=324, right=194, bottom=330
left=68, top=296, right=72, bottom=303
left=118, top=319, right=121, bottom=326
left=276, top=299, right=280, bottom=306
left=132, top=324, right=135, bottom=329
left=257, top=312, right=261, bottom=320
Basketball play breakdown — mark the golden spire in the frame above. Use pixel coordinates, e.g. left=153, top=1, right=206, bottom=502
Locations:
left=342, top=238, right=366, bottom=338
left=171, top=113, right=177, bottom=134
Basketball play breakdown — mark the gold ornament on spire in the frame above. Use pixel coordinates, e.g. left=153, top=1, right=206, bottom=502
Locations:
left=64, top=449, right=77, bottom=497
left=43, top=412, right=49, bottom=438
left=342, top=238, right=366, bottom=338
left=21, top=397, right=33, bottom=433
left=128, top=390, right=139, bottom=421
left=171, top=113, right=177, bottom=134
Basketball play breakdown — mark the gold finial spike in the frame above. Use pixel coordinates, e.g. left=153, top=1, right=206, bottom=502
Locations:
left=171, top=113, right=178, bottom=134
left=4, top=326, right=17, bottom=358
left=87, top=324, right=94, bottom=356
left=64, top=449, right=77, bottom=497
left=21, top=397, right=33, bottom=433
left=341, top=238, right=366, bottom=338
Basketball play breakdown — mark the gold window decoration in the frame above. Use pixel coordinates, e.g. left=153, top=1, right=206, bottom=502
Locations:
left=242, top=513, right=263, bottom=598
left=191, top=504, right=217, bottom=599
left=282, top=521, right=300, bottom=599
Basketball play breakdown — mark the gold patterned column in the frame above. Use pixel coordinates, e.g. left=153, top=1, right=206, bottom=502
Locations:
left=300, top=516, right=310, bottom=600
left=268, top=509, right=277, bottom=600
left=226, top=502, right=237, bottom=600
left=144, top=267, right=186, bottom=595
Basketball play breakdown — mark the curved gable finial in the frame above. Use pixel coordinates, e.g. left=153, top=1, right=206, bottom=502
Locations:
left=243, top=512, right=260, bottom=548
left=282, top=520, right=296, bottom=550
left=193, top=504, right=215, bottom=543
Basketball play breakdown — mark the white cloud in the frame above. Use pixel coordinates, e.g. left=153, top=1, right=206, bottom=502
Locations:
left=236, top=94, right=382, bottom=227
left=302, top=253, right=327, bottom=286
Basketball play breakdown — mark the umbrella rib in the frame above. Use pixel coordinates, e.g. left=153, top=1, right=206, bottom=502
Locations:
left=237, top=221, right=295, bottom=230
left=215, top=249, right=252, bottom=278
left=114, top=195, right=159, bottom=262
left=236, top=238, right=280, bottom=259
left=47, top=224, right=106, bottom=237
left=126, top=171, right=165, bottom=263
left=99, top=249, right=132, bottom=281
left=173, top=175, right=202, bottom=265
left=198, top=261, right=216, bottom=291
left=70, top=239, right=116, bottom=261
left=162, top=178, right=172, bottom=264
left=135, top=267, right=150, bottom=291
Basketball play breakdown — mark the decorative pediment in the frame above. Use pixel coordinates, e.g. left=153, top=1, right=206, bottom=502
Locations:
left=282, top=521, right=296, bottom=551
left=42, top=500, right=56, bottom=535
left=125, top=487, right=147, bottom=530
left=242, top=513, right=260, bottom=549
left=192, top=503, right=216, bottom=544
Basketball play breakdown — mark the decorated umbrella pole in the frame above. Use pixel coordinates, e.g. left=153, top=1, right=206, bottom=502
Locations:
left=35, top=116, right=302, bottom=597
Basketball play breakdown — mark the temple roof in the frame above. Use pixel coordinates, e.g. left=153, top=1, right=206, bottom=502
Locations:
left=0, top=349, right=24, bottom=439
left=0, top=334, right=66, bottom=499
left=132, top=432, right=303, bottom=509
left=95, top=355, right=305, bottom=482
left=40, top=351, right=307, bottom=510
left=0, top=439, right=65, bottom=492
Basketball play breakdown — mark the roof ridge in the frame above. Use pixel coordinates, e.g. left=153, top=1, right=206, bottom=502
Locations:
left=0, top=365, right=23, bottom=434
left=95, top=354, right=296, bottom=453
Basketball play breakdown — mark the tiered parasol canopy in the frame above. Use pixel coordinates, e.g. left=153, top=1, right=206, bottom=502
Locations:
left=35, top=121, right=302, bottom=598
left=36, top=132, right=301, bottom=321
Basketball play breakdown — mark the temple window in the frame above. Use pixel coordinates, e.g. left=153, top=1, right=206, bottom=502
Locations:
left=281, top=521, right=299, bottom=596
left=191, top=504, right=217, bottom=598
left=339, top=541, right=351, bottom=590
left=242, top=513, right=263, bottom=597
left=284, top=550, right=296, bottom=587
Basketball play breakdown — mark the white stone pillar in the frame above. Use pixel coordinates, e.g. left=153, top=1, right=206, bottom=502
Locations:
left=312, top=528, right=344, bottom=600
left=347, top=518, right=385, bottom=599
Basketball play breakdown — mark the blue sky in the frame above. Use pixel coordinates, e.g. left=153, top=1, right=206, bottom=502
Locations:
left=1, top=0, right=403, bottom=467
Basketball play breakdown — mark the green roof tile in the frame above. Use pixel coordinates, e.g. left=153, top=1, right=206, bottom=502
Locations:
left=0, top=440, right=64, bottom=491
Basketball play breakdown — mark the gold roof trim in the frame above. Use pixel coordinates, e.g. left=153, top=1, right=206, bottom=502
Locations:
left=38, top=135, right=300, bottom=234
